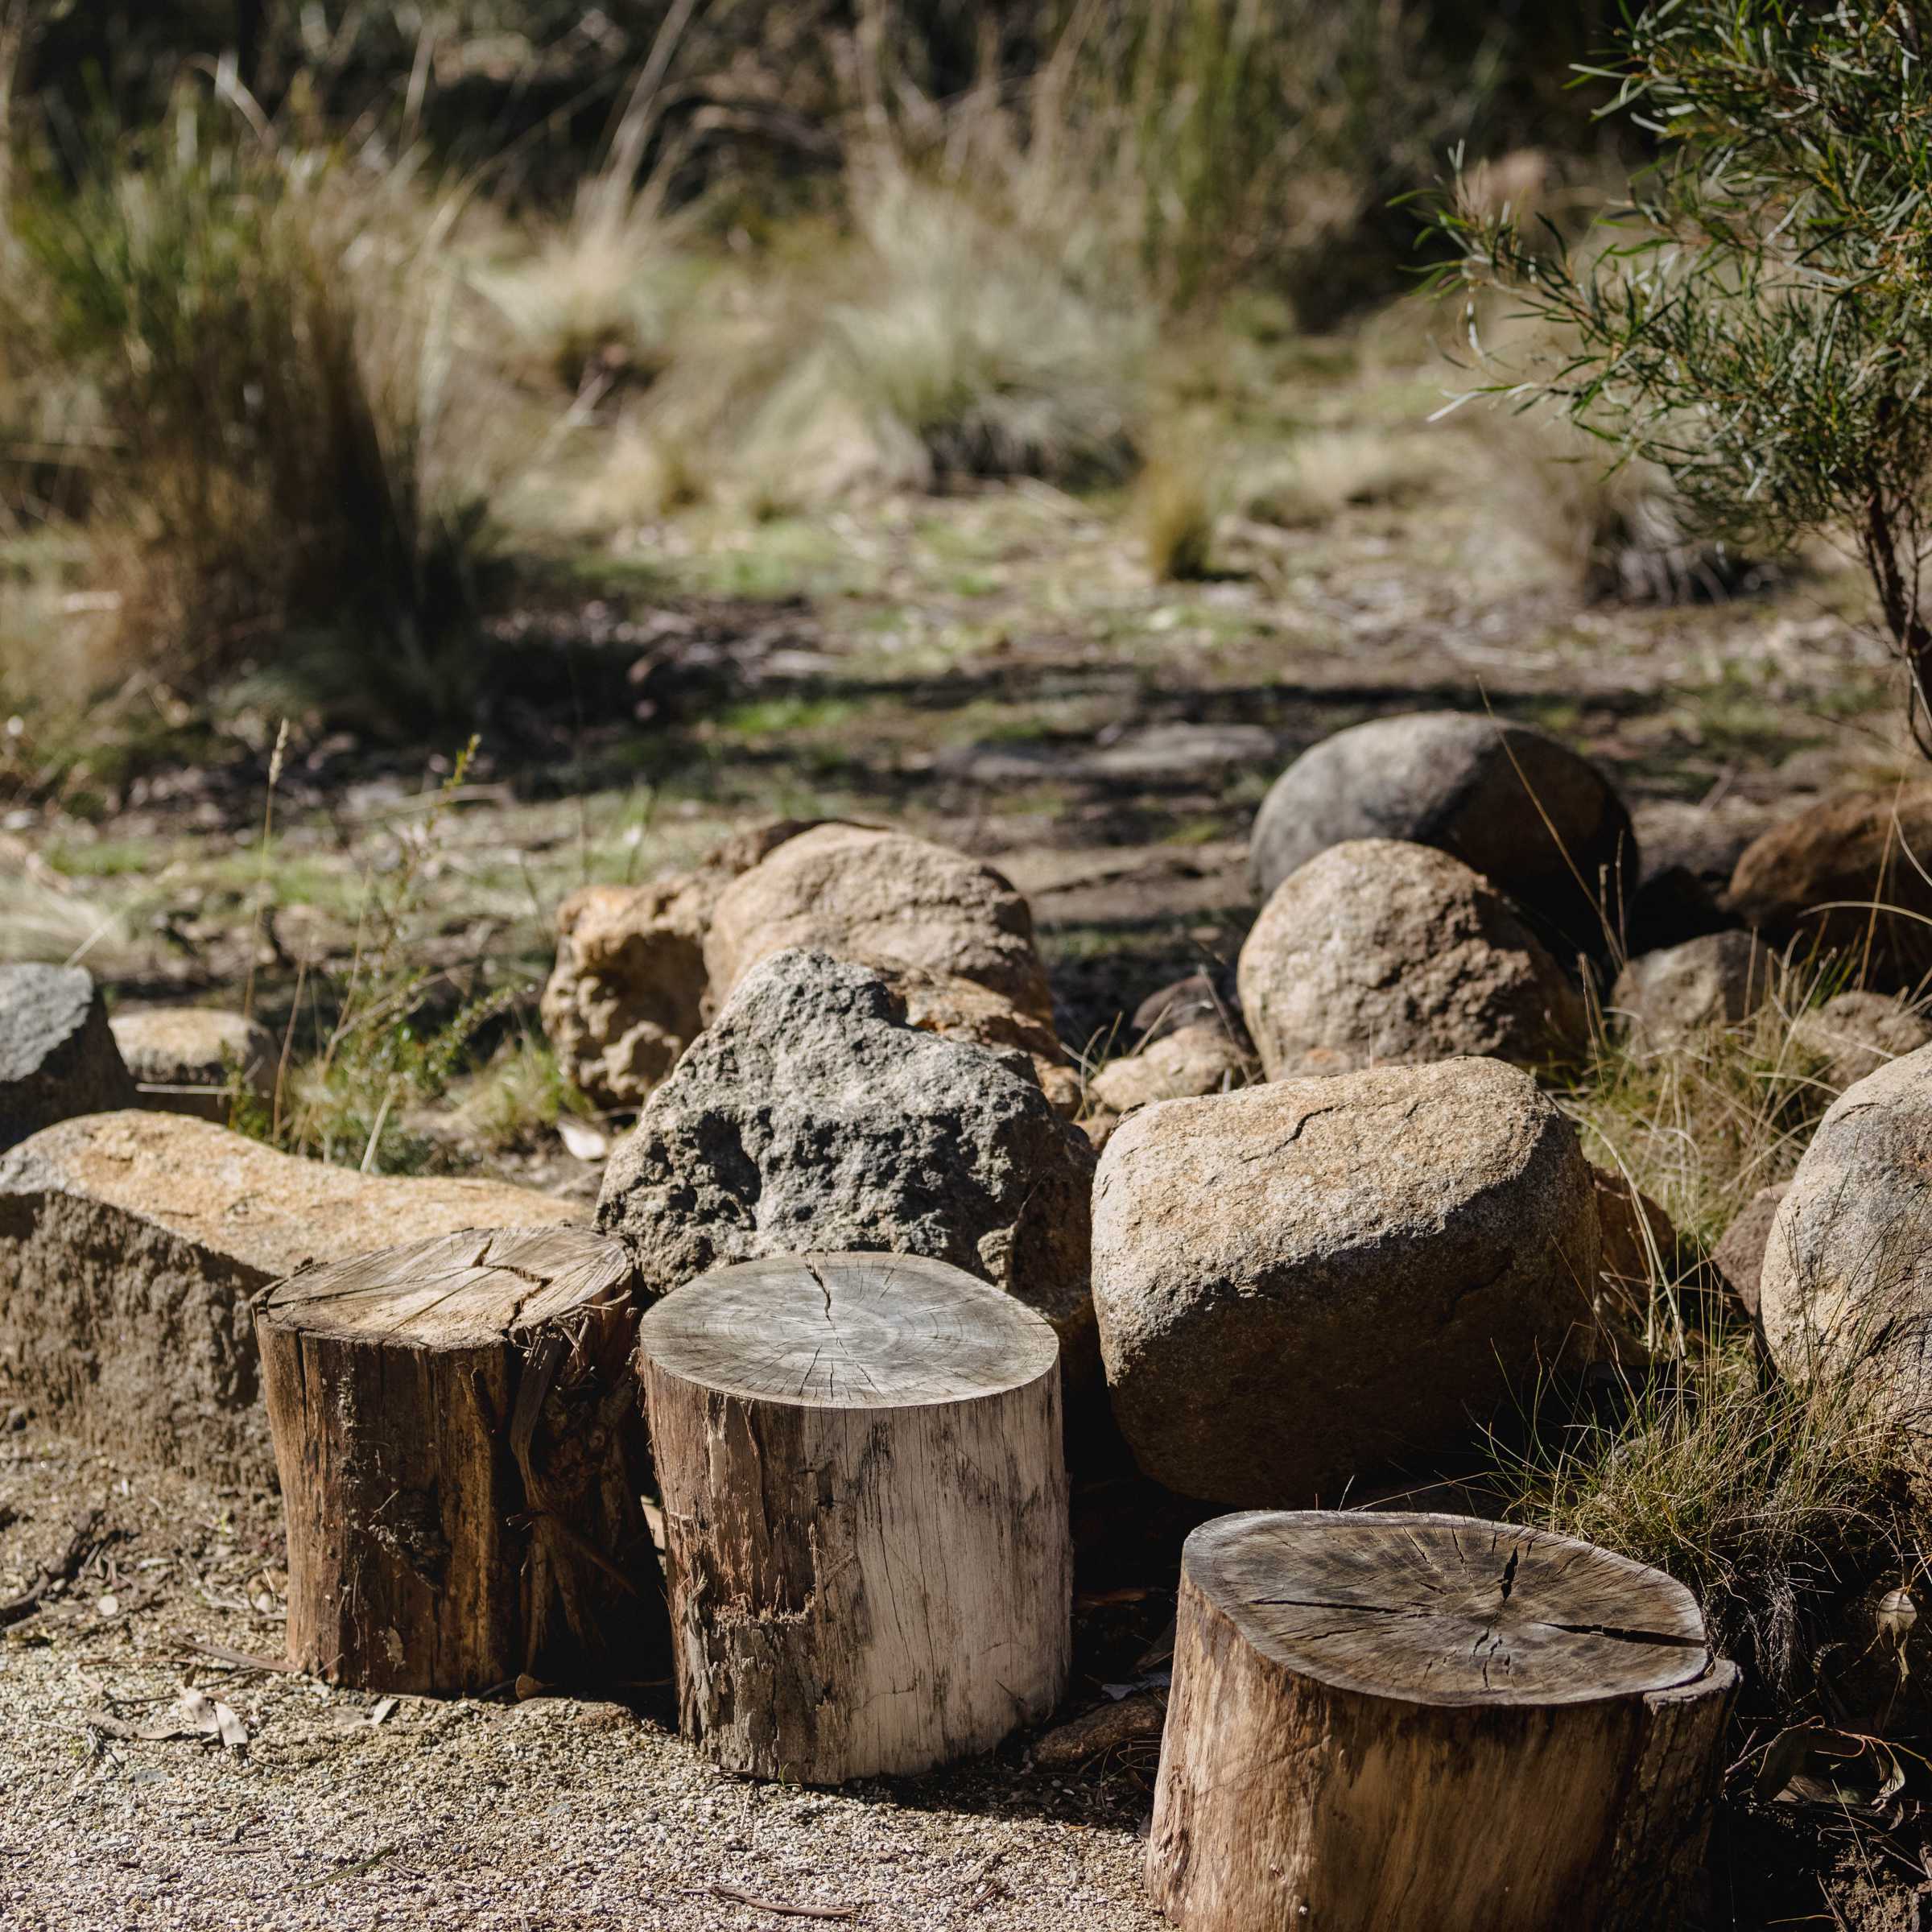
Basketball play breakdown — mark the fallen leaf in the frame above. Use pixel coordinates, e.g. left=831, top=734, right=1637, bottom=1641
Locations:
left=148, top=1686, right=250, bottom=1751
left=369, top=1696, right=398, bottom=1726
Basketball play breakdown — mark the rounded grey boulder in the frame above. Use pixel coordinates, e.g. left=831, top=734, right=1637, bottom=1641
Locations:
left=1236, top=840, right=1586, bottom=1080
left=1760, top=1043, right=1932, bottom=1423
left=1091, top=1056, right=1601, bottom=1505
left=0, top=963, right=135, bottom=1151
left=596, top=947, right=1096, bottom=1364
left=1609, top=930, right=1776, bottom=1051
left=1248, top=712, right=1634, bottom=959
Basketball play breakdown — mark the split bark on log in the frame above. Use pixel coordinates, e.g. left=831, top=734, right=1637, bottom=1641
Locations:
left=638, top=1251, right=1071, bottom=1783
left=1146, top=1510, right=1736, bottom=1932
left=258, top=1225, right=666, bottom=1695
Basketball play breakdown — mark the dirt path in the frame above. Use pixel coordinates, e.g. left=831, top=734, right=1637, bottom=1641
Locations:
left=0, top=1430, right=1164, bottom=1932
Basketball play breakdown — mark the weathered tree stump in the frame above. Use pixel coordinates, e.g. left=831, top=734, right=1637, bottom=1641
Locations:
left=1148, top=1511, right=1736, bottom=1932
left=258, top=1224, right=666, bottom=1695
left=638, top=1251, right=1071, bottom=1783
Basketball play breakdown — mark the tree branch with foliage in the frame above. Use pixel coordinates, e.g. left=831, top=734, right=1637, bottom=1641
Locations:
left=1431, top=0, right=1932, bottom=748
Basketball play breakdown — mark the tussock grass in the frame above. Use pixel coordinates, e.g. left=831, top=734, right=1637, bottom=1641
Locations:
left=1488, top=955, right=1927, bottom=1694
left=447, top=1031, right=590, bottom=1153
left=1496, top=1337, right=1912, bottom=1695
left=733, top=177, right=1145, bottom=501
left=1243, top=427, right=1453, bottom=532
left=1, top=105, right=525, bottom=712
left=1133, top=431, right=1221, bottom=580
left=1570, top=953, right=1849, bottom=1250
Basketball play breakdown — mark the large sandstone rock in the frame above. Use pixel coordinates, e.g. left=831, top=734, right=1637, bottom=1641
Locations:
left=876, top=962, right=1080, bottom=1117
left=1609, top=931, right=1775, bottom=1050
left=1711, top=1183, right=1790, bottom=1321
left=1091, top=1057, right=1600, bottom=1504
left=1792, top=991, right=1932, bottom=1094
left=1248, top=712, right=1635, bottom=958
left=0, top=964, right=135, bottom=1150
left=1759, top=1046, right=1932, bottom=1421
left=0, top=1112, right=578, bottom=1484
left=704, top=825, right=1054, bottom=1022
left=1590, top=1166, right=1693, bottom=1348
left=1728, top=786, right=1932, bottom=987
left=1088, top=1022, right=1249, bottom=1115
left=540, top=819, right=823, bottom=1109
left=1236, top=840, right=1586, bottom=1080
left=109, top=1007, right=277, bottom=1122
left=596, top=950, right=1095, bottom=1360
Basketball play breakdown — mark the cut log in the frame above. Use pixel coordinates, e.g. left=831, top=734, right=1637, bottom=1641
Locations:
left=258, top=1225, right=666, bottom=1695
left=0, top=1111, right=578, bottom=1487
left=1147, top=1510, right=1736, bottom=1932
left=638, top=1251, right=1071, bottom=1783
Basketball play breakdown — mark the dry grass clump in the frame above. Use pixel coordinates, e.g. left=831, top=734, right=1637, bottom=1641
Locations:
left=1496, top=1335, right=1912, bottom=1695
left=1133, top=429, right=1221, bottom=580
left=1484, top=956, right=1926, bottom=1691
left=733, top=175, right=1145, bottom=502
left=1242, top=427, right=1454, bottom=532
left=476, top=206, right=700, bottom=400
left=0, top=106, right=526, bottom=714
left=1570, top=954, right=1852, bottom=1249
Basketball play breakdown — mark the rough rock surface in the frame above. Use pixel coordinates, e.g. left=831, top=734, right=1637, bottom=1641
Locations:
left=109, top=1008, right=277, bottom=1121
left=1591, top=1166, right=1685, bottom=1345
left=704, top=825, right=1054, bottom=1021
left=540, top=819, right=824, bottom=1108
left=0, top=1112, right=578, bottom=1484
left=1236, top=840, right=1586, bottom=1080
left=0, top=964, right=135, bottom=1150
left=1090, top=1057, right=1600, bottom=1504
left=1248, top=712, right=1635, bottom=958
left=1759, top=1046, right=1932, bottom=1418
left=1711, top=1183, right=1791, bottom=1321
left=1792, top=991, right=1932, bottom=1094
left=1610, top=931, right=1776, bottom=1049
left=597, top=950, right=1095, bottom=1360
left=877, top=962, right=1081, bottom=1116
left=1728, top=786, right=1932, bottom=987
left=1088, top=1022, right=1248, bottom=1116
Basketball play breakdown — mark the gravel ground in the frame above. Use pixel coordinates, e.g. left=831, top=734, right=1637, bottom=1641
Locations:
left=0, top=1429, right=1166, bottom=1932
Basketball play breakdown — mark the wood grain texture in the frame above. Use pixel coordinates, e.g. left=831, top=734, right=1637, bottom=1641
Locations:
left=259, top=1225, right=667, bottom=1695
left=638, top=1252, right=1071, bottom=1783
left=1147, top=1510, right=1736, bottom=1932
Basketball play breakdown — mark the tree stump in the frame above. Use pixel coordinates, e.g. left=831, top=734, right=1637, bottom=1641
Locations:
left=638, top=1251, right=1071, bottom=1783
left=1148, top=1510, right=1737, bottom=1932
left=258, top=1224, right=666, bottom=1695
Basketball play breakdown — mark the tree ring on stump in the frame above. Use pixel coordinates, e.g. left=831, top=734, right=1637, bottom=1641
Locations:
left=266, top=1224, right=633, bottom=1345
left=636, top=1250, right=1059, bottom=1408
left=1190, top=1509, right=1709, bottom=1707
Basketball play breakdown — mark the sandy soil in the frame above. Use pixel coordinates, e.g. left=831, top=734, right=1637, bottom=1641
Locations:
left=0, top=1424, right=1169, bottom=1932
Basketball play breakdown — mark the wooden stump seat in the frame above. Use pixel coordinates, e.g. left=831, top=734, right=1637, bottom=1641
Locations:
left=258, top=1224, right=666, bottom=1695
left=1147, top=1509, right=1737, bottom=1932
left=638, top=1251, right=1071, bottom=1784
